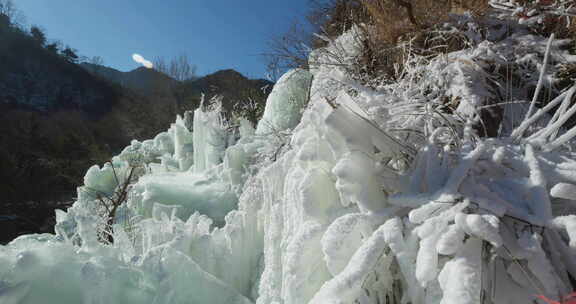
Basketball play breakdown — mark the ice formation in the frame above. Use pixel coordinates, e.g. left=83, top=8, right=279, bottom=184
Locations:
left=3, top=3, right=576, bottom=304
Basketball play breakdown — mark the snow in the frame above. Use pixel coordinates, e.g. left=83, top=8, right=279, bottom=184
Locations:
left=551, top=183, right=576, bottom=200
left=437, top=224, right=466, bottom=255
left=438, top=238, right=483, bottom=304
left=4, top=5, right=576, bottom=304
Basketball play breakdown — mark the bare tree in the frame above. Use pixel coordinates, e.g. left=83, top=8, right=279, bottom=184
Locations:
left=264, top=21, right=313, bottom=76
left=82, top=56, right=105, bottom=75
left=83, top=160, right=140, bottom=244
left=170, top=54, right=197, bottom=81
left=262, top=0, right=360, bottom=76
left=153, top=53, right=197, bottom=81
left=89, top=56, right=104, bottom=66
left=153, top=56, right=168, bottom=75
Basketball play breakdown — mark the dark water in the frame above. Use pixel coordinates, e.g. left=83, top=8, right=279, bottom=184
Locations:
left=0, top=199, right=73, bottom=245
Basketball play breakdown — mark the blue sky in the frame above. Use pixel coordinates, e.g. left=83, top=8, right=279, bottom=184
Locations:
left=16, top=0, right=310, bottom=79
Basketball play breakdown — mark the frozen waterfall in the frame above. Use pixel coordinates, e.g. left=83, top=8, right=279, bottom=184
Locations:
left=3, top=17, right=576, bottom=304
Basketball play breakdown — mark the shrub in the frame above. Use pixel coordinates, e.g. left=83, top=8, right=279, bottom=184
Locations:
left=356, top=0, right=490, bottom=82
left=363, top=0, right=489, bottom=42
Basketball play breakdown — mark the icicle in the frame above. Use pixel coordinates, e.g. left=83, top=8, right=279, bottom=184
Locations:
left=513, top=89, right=568, bottom=142
left=438, top=238, right=483, bottom=304
left=543, top=121, right=576, bottom=152
left=523, top=33, right=554, bottom=123
left=511, top=33, right=555, bottom=140
left=529, top=86, right=576, bottom=146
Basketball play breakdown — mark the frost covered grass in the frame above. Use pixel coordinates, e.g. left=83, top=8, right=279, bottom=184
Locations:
left=3, top=2, right=576, bottom=304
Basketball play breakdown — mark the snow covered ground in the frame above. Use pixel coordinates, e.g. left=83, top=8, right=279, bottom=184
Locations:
left=3, top=3, right=576, bottom=304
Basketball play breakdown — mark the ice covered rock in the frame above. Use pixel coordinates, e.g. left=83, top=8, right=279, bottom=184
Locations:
left=256, top=69, right=312, bottom=135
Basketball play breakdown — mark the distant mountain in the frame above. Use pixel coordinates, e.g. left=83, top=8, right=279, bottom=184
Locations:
left=80, top=63, right=179, bottom=95
left=179, top=69, right=272, bottom=102
left=83, top=64, right=274, bottom=123
left=173, top=69, right=273, bottom=118
left=81, top=64, right=272, bottom=102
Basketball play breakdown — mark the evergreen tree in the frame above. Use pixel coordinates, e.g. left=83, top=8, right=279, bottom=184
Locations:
left=46, top=40, right=63, bottom=54
left=30, top=26, right=46, bottom=46
left=61, top=46, right=79, bottom=63
left=45, top=43, right=58, bottom=54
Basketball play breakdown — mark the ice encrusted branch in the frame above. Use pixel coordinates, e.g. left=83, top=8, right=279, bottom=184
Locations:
left=512, top=33, right=554, bottom=140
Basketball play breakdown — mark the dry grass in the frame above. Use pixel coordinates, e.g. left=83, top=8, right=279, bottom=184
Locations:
left=355, top=0, right=489, bottom=82
left=309, top=0, right=369, bottom=48
left=363, top=0, right=489, bottom=44
left=541, top=15, right=576, bottom=40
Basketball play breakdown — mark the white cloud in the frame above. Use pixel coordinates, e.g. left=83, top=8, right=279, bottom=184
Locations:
left=132, top=53, right=153, bottom=69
